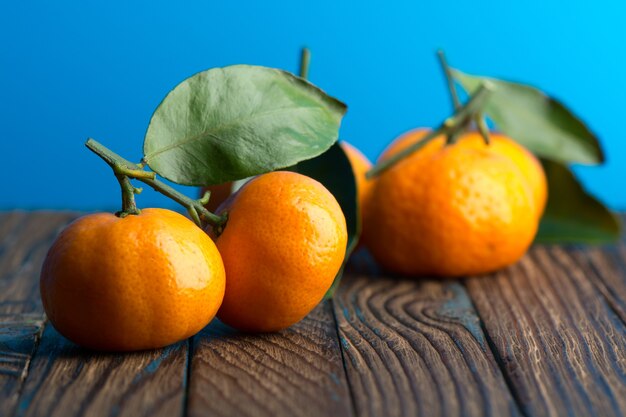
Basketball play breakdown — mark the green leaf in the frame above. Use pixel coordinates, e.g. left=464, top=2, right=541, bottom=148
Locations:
left=536, top=160, right=620, bottom=244
left=289, top=143, right=359, bottom=297
left=451, top=69, right=604, bottom=165
left=143, top=65, right=347, bottom=186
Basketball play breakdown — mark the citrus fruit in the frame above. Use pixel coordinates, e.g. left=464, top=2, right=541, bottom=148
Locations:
left=212, top=171, right=347, bottom=332
left=485, top=132, right=547, bottom=216
left=379, top=129, right=547, bottom=218
left=340, top=141, right=374, bottom=213
left=340, top=141, right=374, bottom=247
left=199, top=142, right=374, bottom=233
left=40, top=208, right=225, bottom=351
left=363, top=129, right=540, bottom=277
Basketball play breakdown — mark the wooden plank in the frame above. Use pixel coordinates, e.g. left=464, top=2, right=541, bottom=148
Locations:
left=0, top=211, right=76, bottom=315
left=187, top=301, right=353, bottom=417
left=13, top=325, right=187, bottom=417
left=561, top=213, right=626, bottom=323
left=0, top=211, right=76, bottom=417
left=334, top=273, right=520, bottom=417
left=568, top=244, right=626, bottom=324
left=0, top=314, right=45, bottom=416
left=466, top=246, right=626, bottom=417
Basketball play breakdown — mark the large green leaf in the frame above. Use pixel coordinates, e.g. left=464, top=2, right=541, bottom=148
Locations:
left=143, top=65, right=347, bottom=186
left=452, top=69, right=604, bottom=165
left=289, top=143, right=359, bottom=297
left=536, top=160, right=620, bottom=244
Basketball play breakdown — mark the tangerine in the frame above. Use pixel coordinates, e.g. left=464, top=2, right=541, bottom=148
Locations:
left=380, top=129, right=547, bottom=217
left=212, top=171, right=347, bottom=332
left=40, top=208, right=225, bottom=351
left=340, top=141, right=374, bottom=214
left=364, top=130, right=540, bottom=277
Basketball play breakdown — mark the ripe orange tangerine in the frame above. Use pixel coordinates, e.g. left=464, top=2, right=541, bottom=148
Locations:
left=40, top=208, right=225, bottom=351
left=363, top=130, right=540, bottom=277
left=380, top=129, right=547, bottom=217
left=340, top=141, right=374, bottom=213
left=212, top=171, right=347, bottom=332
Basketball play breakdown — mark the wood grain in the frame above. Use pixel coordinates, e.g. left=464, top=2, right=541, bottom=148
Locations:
left=0, top=212, right=75, bottom=417
left=334, top=273, right=520, bottom=417
left=0, top=211, right=76, bottom=315
left=187, top=300, right=353, bottom=417
left=569, top=243, right=626, bottom=324
left=466, top=246, right=626, bottom=417
left=14, top=326, right=187, bottom=417
left=0, top=314, right=45, bottom=416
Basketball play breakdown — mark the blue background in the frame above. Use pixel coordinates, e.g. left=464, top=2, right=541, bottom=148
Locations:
left=2, top=1, right=625, bottom=211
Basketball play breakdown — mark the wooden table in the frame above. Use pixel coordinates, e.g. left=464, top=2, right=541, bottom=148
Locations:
left=1, top=211, right=625, bottom=417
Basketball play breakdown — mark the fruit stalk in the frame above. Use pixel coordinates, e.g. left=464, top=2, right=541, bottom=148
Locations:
left=437, top=50, right=464, bottom=144
left=299, top=47, right=311, bottom=79
left=85, top=138, right=227, bottom=227
left=115, top=174, right=141, bottom=217
left=366, top=82, right=494, bottom=179
left=438, top=50, right=492, bottom=145
left=474, top=115, right=492, bottom=145
left=437, top=50, right=461, bottom=111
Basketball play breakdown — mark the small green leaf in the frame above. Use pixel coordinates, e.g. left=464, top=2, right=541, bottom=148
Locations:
left=536, top=160, right=620, bottom=244
left=451, top=69, right=604, bottom=165
left=144, top=65, right=347, bottom=185
left=289, top=143, right=359, bottom=297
